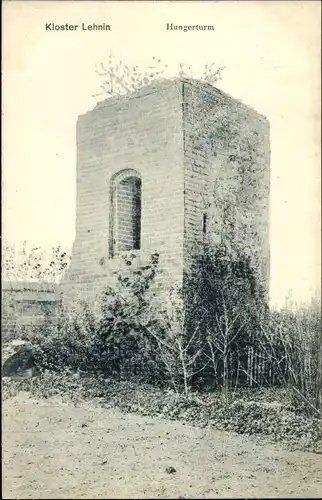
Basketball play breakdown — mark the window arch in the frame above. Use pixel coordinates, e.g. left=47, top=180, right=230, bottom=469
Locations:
left=109, top=169, right=142, bottom=257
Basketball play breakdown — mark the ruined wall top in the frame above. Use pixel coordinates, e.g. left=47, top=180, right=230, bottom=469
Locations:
left=81, top=78, right=268, bottom=127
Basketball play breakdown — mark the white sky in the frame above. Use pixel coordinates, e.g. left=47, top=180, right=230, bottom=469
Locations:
left=2, top=1, right=321, bottom=307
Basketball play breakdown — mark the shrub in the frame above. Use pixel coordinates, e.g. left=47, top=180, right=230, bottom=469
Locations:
left=32, top=303, right=98, bottom=372
left=182, top=242, right=267, bottom=394
left=259, top=297, right=322, bottom=415
left=2, top=241, right=70, bottom=283
left=140, top=285, right=210, bottom=395
left=32, top=251, right=167, bottom=384
left=27, top=242, right=321, bottom=415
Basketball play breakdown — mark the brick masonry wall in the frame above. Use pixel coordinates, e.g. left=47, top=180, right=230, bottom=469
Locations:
left=62, top=80, right=186, bottom=305
left=182, top=80, right=270, bottom=289
left=2, top=281, right=61, bottom=342
left=62, top=78, right=270, bottom=305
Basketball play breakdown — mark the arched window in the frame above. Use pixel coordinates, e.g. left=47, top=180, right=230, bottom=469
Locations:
left=109, top=170, right=142, bottom=257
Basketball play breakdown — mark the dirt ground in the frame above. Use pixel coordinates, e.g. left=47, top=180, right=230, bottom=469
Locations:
left=2, top=393, right=322, bottom=499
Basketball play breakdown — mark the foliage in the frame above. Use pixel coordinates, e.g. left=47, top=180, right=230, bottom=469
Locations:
left=32, top=303, right=98, bottom=373
left=31, top=251, right=166, bottom=384
left=94, top=54, right=225, bottom=98
left=3, top=243, right=320, bottom=451
left=23, top=240, right=321, bottom=415
left=3, top=372, right=321, bottom=453
left=189, top=243, right=264, bottom=371
left=2, top=241, right=70, bottom=283
left=141, top=285, right=210, bottom=395
left=258, top=297, right=322, bottom=415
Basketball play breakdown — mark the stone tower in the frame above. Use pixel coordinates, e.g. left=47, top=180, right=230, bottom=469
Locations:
left=62, top=78, right=270, bottom=304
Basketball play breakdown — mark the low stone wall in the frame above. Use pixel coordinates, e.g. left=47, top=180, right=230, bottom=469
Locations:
left=2, top=281, right=61, bottom=342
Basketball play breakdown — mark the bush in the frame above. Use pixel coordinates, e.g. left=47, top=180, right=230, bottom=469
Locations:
left=26, top=243, right=321, bottom=417
left=2, top=241, right=70, bottom=283
left=261, top=297, right=322, bottom=415
left=183, top=241, right=267, bottom=394
left=32, top=251, right=167, bottom=385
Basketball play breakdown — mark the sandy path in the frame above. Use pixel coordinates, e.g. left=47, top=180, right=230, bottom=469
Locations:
left=2, top=393, right=322, bottom=499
